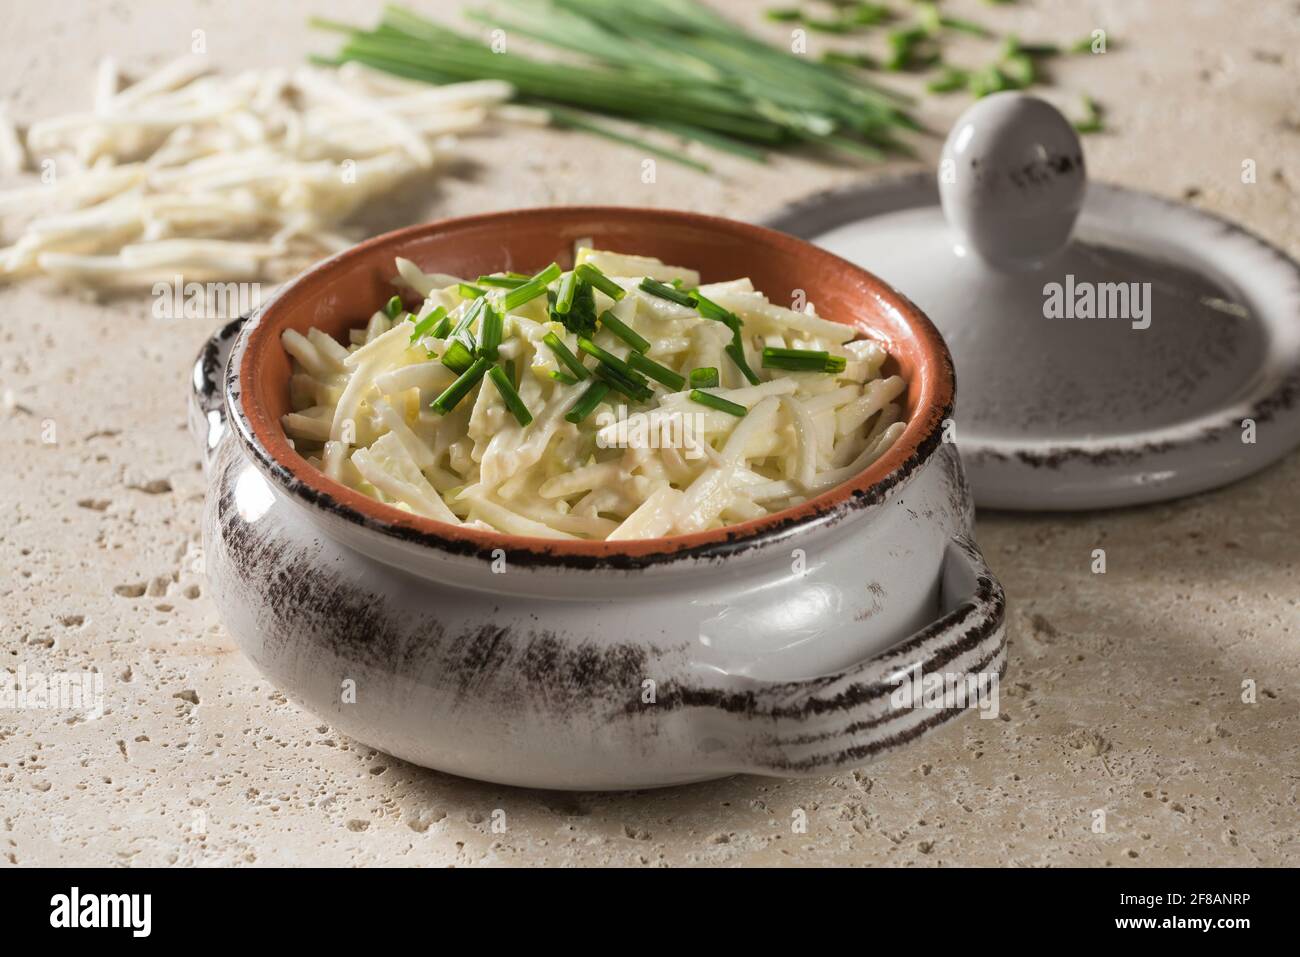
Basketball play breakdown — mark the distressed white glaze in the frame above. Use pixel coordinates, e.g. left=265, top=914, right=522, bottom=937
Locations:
left=190, top=315, right=1006, bottom=790
left=763, top=94, right=1300, bottom=510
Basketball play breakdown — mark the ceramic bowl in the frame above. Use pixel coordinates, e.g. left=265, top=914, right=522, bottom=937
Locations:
left=188, top=207, right=1007, bottom=790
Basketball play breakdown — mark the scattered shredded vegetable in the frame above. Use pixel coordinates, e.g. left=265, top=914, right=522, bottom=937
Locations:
left=0, top=57, right=516, bottom=287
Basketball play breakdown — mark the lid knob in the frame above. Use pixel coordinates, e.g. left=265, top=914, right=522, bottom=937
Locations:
left=938, top=92, right=1086, bottom=269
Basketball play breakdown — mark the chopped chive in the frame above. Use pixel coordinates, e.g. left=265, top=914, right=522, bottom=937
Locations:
left=726, top=341, right=761, bottom=385
left=689, top=367, right=719, bottom=388
left=597, top=309, right=650, bottom=352
left=542, top=332, right=589, bottom=380
left=764, top=7, right=802, bottom=22
left=554, top=270, right=578, bottom=315
left=503, top=263, right=562, bottom=311
left=627, top=350, right=685, bottom=390
left=505, top=358, right=516, bottom=383
left=431, top=357, right=490, bottom=414
left=449, top=296, right=487, bottom=343
left=488, top=365, right=533, bottom=426
left=565, top=381, right=611, bottom=424
left=822, top=50, right=878, bottom=70
left=1001, top=52, right=1035, bottom=88
left=440, top=339, right=476, bottom=374
left=689, top=389, right=747, bottom=417
left=476, top=274, right=528, bottom=288
left=575, top=263, right=626, bottom=302
left=550, top=370, right=579, bottom=386
left=431, top=309, right=454, bottom=339
left=762, top=347, right=847, bottom=373
left=926, top=67, right=968, bottom=94
left=458, top=282, right=486, bottom=299
left=384, top=295, right=404, bottom=319
left=638, top=277, right=695, bottom=307
left=576, top=337, right=649, bottom=386
left=479, top=302, right=503, bottom=359
left=409, top=305, right=448, bottom=343
left=593, top=363, right=653, bottom=402
left=690, top=291, right=741, bottom=332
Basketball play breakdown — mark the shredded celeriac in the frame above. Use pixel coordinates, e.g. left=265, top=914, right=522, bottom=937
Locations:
left=0, top=57, right=516, bottom=287
left=282, top=248, right=908, bottom=541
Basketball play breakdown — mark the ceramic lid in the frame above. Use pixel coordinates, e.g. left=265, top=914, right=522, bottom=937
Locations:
left=763, top=93, right=1300, bottom=510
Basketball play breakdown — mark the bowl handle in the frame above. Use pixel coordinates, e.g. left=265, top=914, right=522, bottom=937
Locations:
left=187, top=315, right=248, bottom=472
left=712, top=535, right=1007, bottom=777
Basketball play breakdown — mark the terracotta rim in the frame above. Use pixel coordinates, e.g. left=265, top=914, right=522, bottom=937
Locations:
left=229, top=206, right=955, bottom=566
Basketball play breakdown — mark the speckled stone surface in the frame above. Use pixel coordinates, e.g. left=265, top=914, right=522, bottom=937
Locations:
left=1, top=1, right=1296, bottom=866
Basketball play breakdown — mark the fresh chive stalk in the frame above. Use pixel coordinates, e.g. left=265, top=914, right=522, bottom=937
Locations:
left=689, top=367, right=720, bottom=389
left=449, top=296, right=487, bottom=344
left=576, top=337, right=648, bottom=386
left=431, top=310, right=454, bottom=339
left=690, top=291, right=741, bottom=331
left=550, top=370, right=579, bottom=386
left=476, top=274, right=528, bottom=288
left=593, top=364, right=653, bottom=402
left=503, top=263, right=562, bottom=311
left=575, top=263, right=627, bottom=302
left=761, top=347, right=847, bottom=373
left=409, top=305, right=448, bottom=342
left=542, top=332, right=589, bottom=380
left=597, top=309, right=650, bottom=352
left=689, top=389, right=748, bottom=417
left=554, top=270, right=578, bottom=315
left=627, top=350, right=685, bottom=390
left=431, top=356, right=490, bottom=414
left=479, top=303, right=504, bottom=359
left=726, top=341, right=761, bottom=385
left=384, top=295, right=404, bottom=319
left=565, top=381, right=611, bottom=423
left=440, top=339, right=476, bottom=374
left=488, top=365, right=533, bottom=426
left=458, top=282, right=486, bottom=299
left=639, top=277, right=695, bottom=307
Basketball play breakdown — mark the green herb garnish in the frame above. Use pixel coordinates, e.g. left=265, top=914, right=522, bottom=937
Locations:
left=430, top=356, right=490, bottom=414
left=576, top=337, right=648, bottom=386
left=409, top=305, right=448, bottom=343
left=503, top=262, right=562, bottom=311
left=565, top=381, right=611, bottom=424
left=458, top=282, right=486, bottom=299
left=689, top=390, right=748, bottom=417
left=762, top=347, right=847, bottom=373
left=689, top=367, right=720, bottom=389
left=542, top=332, right=589, bottom=381
left=550, top=370, right=579, bottom=386
left=575, top=263, right=627, bottom=302
left=638, top=277, right=695, bottom=307
left=488, top=365, right=533, bottom=426
left=476, top=273, right=528, bottom=288
left=596, top=309, right=650, bottom=353
left=551, top=279, right=598, bottom=337
left=440, top=339, right=476, bottom=374
left=627, top=351, right=686, bottom=390
left=554, top=270, right=578, bottom=315
left=384, top=295, right=404, bottom=319
left=479, top=302, right=504, bottom=359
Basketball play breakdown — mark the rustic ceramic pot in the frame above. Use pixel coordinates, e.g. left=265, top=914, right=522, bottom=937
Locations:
left=189, top=208, right=1007, bottom=790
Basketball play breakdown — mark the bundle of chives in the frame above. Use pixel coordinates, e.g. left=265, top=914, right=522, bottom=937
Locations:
left=311, top=0, right=917, bottom=169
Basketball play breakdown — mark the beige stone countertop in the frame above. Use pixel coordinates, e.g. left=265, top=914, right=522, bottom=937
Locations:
left=1, top=1, right=1296, bottom=866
